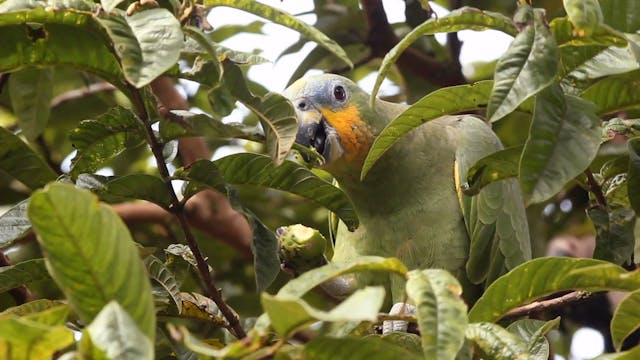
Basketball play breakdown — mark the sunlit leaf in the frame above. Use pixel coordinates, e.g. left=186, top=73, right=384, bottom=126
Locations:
left=8, top=67, right=54, bottom=141
left=0, top=316, right=74, bottom=360
left=611, top=289, right=640, bottom=351
left=594, top=345, right=640, bottom=360
left=520, top=85, right=601, bottom=204
left=371, top=7, right=516, bottom=99
left=0, top=127, right=57, bottom=189
left=405, top=269, right=467, bottom=360
left=362, top=81, right=493, bottom=179
left=487, top=8, right=558, bottom=122
left=214, top=153, right=358, bottom=230
left=0, top=258, right=50, bottom=294
left=204, top=0, right=352, bottom=68
left=463, top=145, right=522, bottom=195
left=69, top=106, right=146, bottom=177
left=96, top=8, right=182, bottom=87
left=262, top=287, right=384, bottom=337
left=551, top=17, right=625, bottom=47
left=0, top=299, right=69, bottom=326
left=600, top=0, right=640, bottom=33
left=28, top=183, right=156, bottom=339
left=469, top=257, right=640, bottom=323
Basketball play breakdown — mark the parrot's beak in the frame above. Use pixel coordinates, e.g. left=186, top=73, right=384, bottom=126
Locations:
left=292, top=98, right=344, bottom=163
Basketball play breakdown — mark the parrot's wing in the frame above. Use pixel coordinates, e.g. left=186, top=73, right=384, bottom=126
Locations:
left=453, top=116, right=531, bottom=286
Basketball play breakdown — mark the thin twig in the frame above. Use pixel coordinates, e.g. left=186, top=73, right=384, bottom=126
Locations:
left=50, top=82, right=116, bottom=108
left=127, top=85, right=246, bottom=339
left=502, top=291, right=592, bottom=320
left=585, top=169, right=607, bottom=209
left=35, top=136, right=62, bottom=175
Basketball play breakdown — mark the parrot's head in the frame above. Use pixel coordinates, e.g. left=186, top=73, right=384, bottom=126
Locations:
left=284, top=74, right=384, bottom=176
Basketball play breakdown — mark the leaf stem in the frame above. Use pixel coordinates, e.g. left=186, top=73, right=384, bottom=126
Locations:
left=128, top=85, right=247, bottom=339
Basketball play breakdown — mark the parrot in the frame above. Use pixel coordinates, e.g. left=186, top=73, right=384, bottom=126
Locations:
left=282, top=74, right=531, bottom=308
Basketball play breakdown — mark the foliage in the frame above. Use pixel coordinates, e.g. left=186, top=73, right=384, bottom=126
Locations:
left=0, top=0, right=640, bottom=359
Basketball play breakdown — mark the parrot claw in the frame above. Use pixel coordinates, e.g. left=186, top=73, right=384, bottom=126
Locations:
left=382, top=302, right=417, bottom=334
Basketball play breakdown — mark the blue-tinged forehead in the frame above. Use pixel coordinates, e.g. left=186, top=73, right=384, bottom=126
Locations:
left=283, top=74, right=358, bottom=108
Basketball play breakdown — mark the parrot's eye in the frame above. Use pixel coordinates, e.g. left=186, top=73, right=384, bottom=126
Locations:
left=333, top=85, right=346, bottom=102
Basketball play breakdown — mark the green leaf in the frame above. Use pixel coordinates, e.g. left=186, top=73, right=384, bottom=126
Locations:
left=84, top=174, right=173, bottom=209
left=628, top=138, right=640, bottom=214
left=551, top=17, right=625, bottom=48
left=0, top=127, right=57, bottom=190
left=564, top=41, right=640, bottom=82
left=214, top=153, right=358, bottom=231
left=600, top=0, right=640, bottom=33
left=487, top=9, right=558, bottom=122
left=276, top=256, right=407, bottom=298
left=506, top=318, right=560, bottom=359
left=361, top=81, right=493, bottom=180
left=160, top=110, right=262, bottom=142
left=465, top=322, right=528, bottom=359
left=144, top=256, right=182, bottom=313
left=594, top=345, right=640, bottom=360
left=174, top=159, right=228, bottom=199
left=520, top=85, right=601, bottom=204
left=244, top=211, right=280, bottom=292
left=69, top=106, right=146, bottom=177
left=463, top=145, right=522, bottom=195
left=405, top=269, right=467, bottom=360
left=8, top=67, right=54, bottom=141
left=562, top=0, right=603, bottom=37
left=371, top=7, right=516, bottom=99
left=243, top=92, right=298, bottom=166
left=96, top=9, right=182, bottom=87
left=203, top=0, right=352, bottom=68
left=0, top=200, right=31, bottom=247
left=589, top=206, right=636, bottom=265
left=182, top=26, right=223, bottom=88
left=28, top=183, right=155, bottom=339
left=262, top=286, right=385, bottom=337
left=101, top=0, right=124, bottom=13
left=468, top=257, right=640, bottom=323
left=611, top=289, right=640, bottom=351
left=0, top=316, right=74, bottom=360
left=222, top=62, right=298, bottom=165
left=81, top=301, right=153, bottom=360
left=302, top=336, right=422, bottom=360
left=0, top=6, right=129, bottom=93
left=581, top=70, right=640, bottom=115
left=0, top=299, right=69, bottom=326
left=0, top=258, right=50, bottom=294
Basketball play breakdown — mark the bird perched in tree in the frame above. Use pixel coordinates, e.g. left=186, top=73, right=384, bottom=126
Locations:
left=282, top=74, right=531, bottom=307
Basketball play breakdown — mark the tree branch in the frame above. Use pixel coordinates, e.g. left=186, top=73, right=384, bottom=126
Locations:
left=360, top=0, right=466, bottom=86
left=128, top=84, right=247, bottom=339
left=502, top=291, right=592, bottom=320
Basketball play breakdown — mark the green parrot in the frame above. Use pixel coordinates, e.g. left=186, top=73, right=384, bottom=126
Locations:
left=282, top=74, right=531, bottom=306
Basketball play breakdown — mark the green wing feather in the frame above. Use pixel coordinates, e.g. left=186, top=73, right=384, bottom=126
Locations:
left=453, top=116, right=531, bottom=286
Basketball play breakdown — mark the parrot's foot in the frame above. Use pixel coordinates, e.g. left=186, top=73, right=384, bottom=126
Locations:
left=382, top=303, right=417, bottom=334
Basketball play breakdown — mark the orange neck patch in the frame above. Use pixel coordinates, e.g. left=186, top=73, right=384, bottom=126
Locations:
left=320, top=104, right=373, bottom=162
